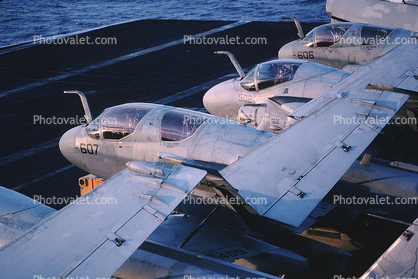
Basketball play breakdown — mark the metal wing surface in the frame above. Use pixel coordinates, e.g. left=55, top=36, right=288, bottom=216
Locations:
left=221, top=42, right=417, bottom=228
left=268, top=96, right=312, bottom=115
left=0, top=161, right=206, bottom=279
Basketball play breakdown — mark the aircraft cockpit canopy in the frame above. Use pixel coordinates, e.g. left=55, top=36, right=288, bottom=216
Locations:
left=360, top=25, right=394, bottom=45
left=302, top=23, right=353, bottom=47
left=85, top=104, right=155, bottom=140
left=302, top=23, right=395, bottom=48
left=240, top=61, right=303, bottom=91
left=160, top=110, right=209, bottom=141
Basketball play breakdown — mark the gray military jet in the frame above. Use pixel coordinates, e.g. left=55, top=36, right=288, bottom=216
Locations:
left=55, top=85, right=406, bottom=276
left=278, top=21, right=418, bottom=130
left=203, top=52, right=351, bottom=132
left=279, top=21, right=416, bottom=71
left=203, top=53, right=418, bottom=201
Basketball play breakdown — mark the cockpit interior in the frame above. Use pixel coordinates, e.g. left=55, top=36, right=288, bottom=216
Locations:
left=301, top=23, right=394, bottom=48
left=160, top=110, right=208, bottom=141
left=85, top=104, right=156, bottom=140
left=85, top=104, right=210, bottom=142
left=240, top=60, right=303, bottom=91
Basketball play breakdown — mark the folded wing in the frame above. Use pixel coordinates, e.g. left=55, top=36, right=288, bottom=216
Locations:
left=221, top=42, right=417, bottom=228
left=0, top=162, right=206, bottom=279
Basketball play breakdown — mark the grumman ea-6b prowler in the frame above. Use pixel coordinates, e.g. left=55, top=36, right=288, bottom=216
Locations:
left=277, top=19, right=418, bottom=131
left=279, top=19, right=418, bottom=72
left=203, top=51, right=351, bottom=133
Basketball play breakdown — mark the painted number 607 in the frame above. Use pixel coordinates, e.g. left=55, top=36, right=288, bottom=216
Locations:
left=80, top=143, right=98, bottom=155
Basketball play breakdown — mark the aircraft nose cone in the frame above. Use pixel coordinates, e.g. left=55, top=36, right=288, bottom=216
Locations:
left=59, top=126, right=80, bottom=165
left=203, top=86, right=219, bottom=115
left=278, top=41, right=295, bottom=59
left=203, top=80, right=238, bottom=118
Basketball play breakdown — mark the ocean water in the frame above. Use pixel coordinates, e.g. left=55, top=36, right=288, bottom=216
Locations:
left=0, top=0, right=328, bottom=47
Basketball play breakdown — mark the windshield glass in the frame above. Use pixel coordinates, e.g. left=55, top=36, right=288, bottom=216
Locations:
left=316, top=23, right=353, bottom=47
left=161, top=110, right=209, bottom=141
left=256, top=61, right=302, bottom=90
left=85, top=115, right=102, bottom=139
left=240, top=66, right=257, bottom=91
left=85, top=104, right=154, bottom=140
left=302, top=30, right=315, bottom=47
left=360, top=25, right=394, bottom=45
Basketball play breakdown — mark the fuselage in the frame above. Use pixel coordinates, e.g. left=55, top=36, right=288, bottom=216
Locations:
left=59, top=103, right=273, bottom=179
left=60, top=102, right=418, bottom=199
left=203, top=59, right=351, bottom=131
left=279, top=22, right=416, bottom=70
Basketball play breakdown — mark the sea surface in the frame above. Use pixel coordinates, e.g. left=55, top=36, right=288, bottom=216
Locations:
left=0, top=0, right=328, bottom=47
